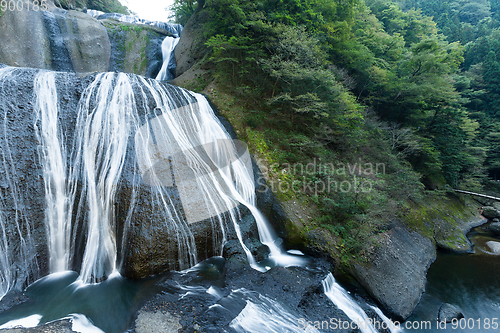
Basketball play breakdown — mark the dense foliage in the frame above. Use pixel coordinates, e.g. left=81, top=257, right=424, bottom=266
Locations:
left=392, top=0, right=500, bottom=182
left=172, top=0, right=497, bottom=264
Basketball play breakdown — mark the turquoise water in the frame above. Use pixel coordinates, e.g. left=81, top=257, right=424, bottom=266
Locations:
left=0, top=271, right=162, bottom=332
left=406, top=223, right=500, bottom=332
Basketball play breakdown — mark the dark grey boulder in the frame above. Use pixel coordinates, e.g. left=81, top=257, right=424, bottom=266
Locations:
left=438, top=303, right=464, bottom=323
left=482, top=206, right=500, bottom=219
left=174, top=11, right=209, bottom=77
left=489, top=222, right=500, bottom=236
left=352, top=223, right=436, bottom=321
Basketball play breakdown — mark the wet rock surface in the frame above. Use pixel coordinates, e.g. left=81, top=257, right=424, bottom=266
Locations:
left=489, top=222, right=500, bottom=236
left=135, top=310, right=181, bottom=333
left=482, top=206, right=500, bottom=219
left=130, top=256, right=365, bottom=333
left=0, top=67, right=275, bottom=283
left=352, top=222, right=436, bottom=321
left=438, top=303, right=464, bottom=323
left=0, top=6, right=110, bottom=73
left=101, top=19, right=170, bottom=78
left=0, top=5, right=175, bottom=78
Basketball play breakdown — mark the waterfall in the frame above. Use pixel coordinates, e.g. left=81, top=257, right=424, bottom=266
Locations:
left=155, top=37, right=180, bottom=81
left=33, top=71, right=71, bottom=273
left=0, top=205, right=11, bottom=300
left=0, top=64, right=305, bottom=292
left=229, top=290, right=321, bottom=333
left=42, top=11, right=74, bottom=72
left=72, top=73, right=138, bottom=283
left=322, top=273, right=401, bottom=333
left=322, top=273, right=377, bottom=333
left=132, top=77, right=255, bottom=269
left=69, top=72, right=262, bottom=282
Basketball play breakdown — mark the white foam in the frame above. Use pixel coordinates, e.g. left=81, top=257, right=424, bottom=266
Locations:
left=322, top=273, right=378, bottom=333
left=70, top=314, right=105, bottom=333
left=230, top=294, right=319, bottom=333
left=0, top=314, right=42, bottom=329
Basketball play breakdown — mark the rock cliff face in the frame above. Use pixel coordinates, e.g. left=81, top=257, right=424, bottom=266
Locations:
left=0, top=67, right=270, bottom=287
left=54, top=9, right=111, bottom=73
left=0, top=5, right=110, bottom=73
left=352, top=224, right=436, bottom=321
left=173, top=11, right=209, bottom=78
left=0, top=2, right=170, bottom=77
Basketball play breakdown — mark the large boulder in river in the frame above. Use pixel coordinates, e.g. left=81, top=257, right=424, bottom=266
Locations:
left=482, top=206, right=500, bottom=219
left=351, top=223, right=436, bottom=321
left=438, top=303, right=464, bottom=323
left=489, top=222, right=500, bottom=236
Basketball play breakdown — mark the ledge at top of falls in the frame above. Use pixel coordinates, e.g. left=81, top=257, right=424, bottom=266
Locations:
left=86, top=10, right=183, bottom=38
left=0, top=5, right=176, bottom=78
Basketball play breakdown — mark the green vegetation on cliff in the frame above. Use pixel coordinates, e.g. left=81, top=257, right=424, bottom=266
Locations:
left=173, top=0, right=488, bottom=266
left=54, top=0, right=129, bottom=13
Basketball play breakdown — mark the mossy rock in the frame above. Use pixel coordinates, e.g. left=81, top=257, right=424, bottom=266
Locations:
left=102, top=19, right=172, bottom=78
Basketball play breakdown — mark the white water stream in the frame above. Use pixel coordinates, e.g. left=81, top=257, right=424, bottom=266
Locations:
left=34, top=72, right=71, bottom=273
left=323, top=273, right=402, bottom=333
left=24, top=68, right=306, bottom=285
left=156, top=36, right=180, bottom=81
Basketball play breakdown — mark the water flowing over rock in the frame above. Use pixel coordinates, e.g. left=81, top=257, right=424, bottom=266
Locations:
left=54, top=10, right=111, bottom=73
left=86, top=11, right=183, bottom=38
left=322, top=273, right=402, bottom=333
left=0, top=66, right=272, bottom=292
left=156, top=37, right=180, bottom=81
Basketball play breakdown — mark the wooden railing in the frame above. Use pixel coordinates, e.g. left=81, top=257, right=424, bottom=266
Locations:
left=453, top=189, right=500, bottom=202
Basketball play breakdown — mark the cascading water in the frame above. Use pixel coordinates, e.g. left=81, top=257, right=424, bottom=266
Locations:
left=0, top=207, right=11, bottom=300
left=33, top=71, right=71, bottom=273
left=85, top=10, right=182, bottom=81
left=322, top=273, right=402, bottom=333
left=73, top=73, right=138, bottom=283
left=155, top=36, right=180, bottom=81
left=21, top=66, right=300, bottom=286
left=42, top=11, right=74, bottom=72
left=229, top=289, right=321, bottom=333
